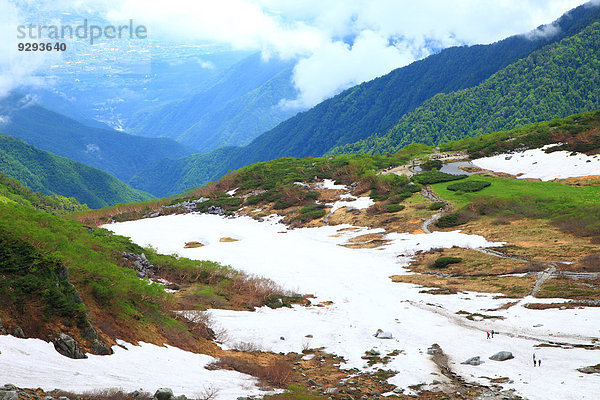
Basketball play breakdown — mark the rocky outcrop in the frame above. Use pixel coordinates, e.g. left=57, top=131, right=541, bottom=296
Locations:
left=13, top=327, right=25, bottom=338
left=121, top=252, right=158, bottom=279
left=0, top=385, right=18, bottom=400
left=489, top=351, right=514, bottom=361
left=53, top=333, right=87, bottom=359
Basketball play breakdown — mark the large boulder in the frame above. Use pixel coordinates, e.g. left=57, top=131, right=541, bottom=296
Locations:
left=153, top=388, right=174, bottom=400
left=54, top=333, right=87, bottom=359
left=0, top=391, right=18, bottom=400
left=489, top=351, right=514, bottom=361
left=461, top=356, right=484, bottom=366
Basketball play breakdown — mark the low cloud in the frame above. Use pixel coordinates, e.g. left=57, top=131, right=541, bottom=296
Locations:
left=2, top=0, right=592, bottom=107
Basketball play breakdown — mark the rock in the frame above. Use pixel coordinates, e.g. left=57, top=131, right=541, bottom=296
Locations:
left=82, top=326, right=98, bottom=341
left=366, top=349, right=380, bottom=356
left=489, top=351, right=514, bottom=361
left=374, top=329, right=393, bottom=339
left=92, top=339, right=111, bottom=355
left=280, top=336, right=285, bottom=340
left=0, top=391, right=18, bottom=400
left=54, top=333, right=87, bottom=359
left=426, top=346, right=439, bottom=355
left=1, top=386, right=17, bottom=392
left=43, top=396, right=55, bottom=400
left=559, top=306, right=567, bottom=310
left=58, top=397, right=69, bottom=400
left=153, top=388, right=174, bottom=400
left=577, top=366, right=600, bottom=374
left=307, top=378, right=318, bottom=386
left=461, top=356, right=484, bottom=366
left=13, top=327, right=25, bottom=338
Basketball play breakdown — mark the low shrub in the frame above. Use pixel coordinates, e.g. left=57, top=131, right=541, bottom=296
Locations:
left=447, top=180, right=491, bottom=193
left=412, top=171, right=466, bottom=185
left=420, top=159, right=442, bottom=171
left=385, top=204, right=405, bottom=213
left=433, top=257, right=463, bottom=268
left=428, top=201, right=446, bottom=210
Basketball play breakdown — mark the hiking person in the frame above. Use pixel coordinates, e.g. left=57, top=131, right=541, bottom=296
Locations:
left=486, top=331, right=490, bottom=339
left=491, top=329, right=495, bottom=338
left=533, top=353, right=536, bottom=367
left=538, top=359, right=541, bottom=367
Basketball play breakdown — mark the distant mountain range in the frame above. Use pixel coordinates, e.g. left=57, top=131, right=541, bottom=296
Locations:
left=0, top=133, right=153, bottom=208
left=129, top=2, right=600, bottom=197
left=126, top=53, right=300, bottom=152
left=0, top=93, right=194, bottom=183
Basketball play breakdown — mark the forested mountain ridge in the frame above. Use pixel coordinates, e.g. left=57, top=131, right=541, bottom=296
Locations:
left=0, top=94, right=195, bottom=183
left=332, top=21, right=600, bottom=155
left=0, top=133, right=154, bottom=208
left=221, top=2, right=600, bottom=161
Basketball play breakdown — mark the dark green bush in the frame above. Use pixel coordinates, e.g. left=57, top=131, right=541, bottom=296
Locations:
left=435, top=212, right=465, bottom=228
left=385, top=204, right=406, bottom=213
left=420, top=159, right=442, bottom=171
left=447, top=180, right=491, bottom=193
left=433, top=257, right=463, bottom=268
left=428, top=201, right=446, bottom=210
left=412, top=171, right=466, bottom=185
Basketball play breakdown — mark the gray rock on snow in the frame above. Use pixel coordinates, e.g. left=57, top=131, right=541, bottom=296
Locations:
left=374, top=329, right=393, bottom=339
left=153, top=388, right=174, bottom=400
left=489, top=351, right=514, bottom=361
left=13, top=327, right=25, bottom=338
left=461, top=356, right=484, bottom=365
left=54, top=333, right=87, bottom=359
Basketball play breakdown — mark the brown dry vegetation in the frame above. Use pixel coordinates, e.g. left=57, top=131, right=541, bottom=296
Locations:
left=391, top=274, right=535, bottom=297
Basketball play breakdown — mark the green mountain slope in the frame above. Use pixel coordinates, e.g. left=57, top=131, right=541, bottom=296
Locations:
left=130, top=3, right=600, bottom=197
left=0, top=133, right=154, bottom=208
left=333, top=21, right=600, bottom=155
left=220, top=3, right=600, bottom=160
left=0, top=173, right=87, bottom=214
left=0, top=95, right=194, bottom=183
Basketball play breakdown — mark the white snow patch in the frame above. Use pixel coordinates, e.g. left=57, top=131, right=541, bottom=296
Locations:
left=473, top=147, right=600, bottom=181
left=226, top=187, right=238, bottom=196
left=329, top=194, right=374, bottom=213
left=316, top=179, right=347, bottom=190
left=0, top=336, right=261, bottom=399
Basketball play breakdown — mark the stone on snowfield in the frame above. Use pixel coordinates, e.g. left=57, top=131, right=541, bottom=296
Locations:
left=489, top=351, right=514, bottom=361
left=154, top=388, right=174, bottom=400
left=54, top=333, right=87, bottom=359
left=374, top=329, right=393, bottom=339
left=461, top=356, right=484, bottom=365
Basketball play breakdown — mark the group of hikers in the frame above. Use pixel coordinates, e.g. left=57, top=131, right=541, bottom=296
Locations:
left=486, top=329, right=543, bottom=367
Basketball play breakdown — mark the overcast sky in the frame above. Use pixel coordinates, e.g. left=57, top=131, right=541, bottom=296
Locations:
left=1, top=0, right=595, bottom=107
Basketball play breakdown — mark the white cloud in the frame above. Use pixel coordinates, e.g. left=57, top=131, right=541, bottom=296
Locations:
left=0, top=1, right=63, bottom=99
left=1, top=0, right=593, bottom=107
